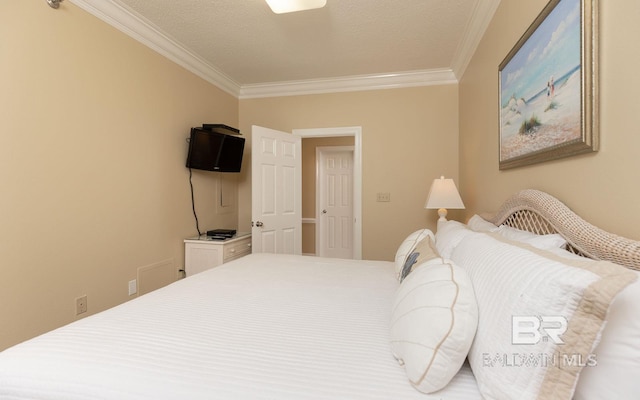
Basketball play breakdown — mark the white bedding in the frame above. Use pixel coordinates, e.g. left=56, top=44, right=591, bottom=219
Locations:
left=0, top=253, right=480, bottom=399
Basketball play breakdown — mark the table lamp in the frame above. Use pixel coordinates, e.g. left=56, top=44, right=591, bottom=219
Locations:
left=424, top=176, right=465, bottom=221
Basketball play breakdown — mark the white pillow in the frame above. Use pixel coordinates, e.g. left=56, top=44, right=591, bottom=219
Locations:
left=562, top=261, right=640, bottom=399
left=467, top=214, right=498, bottom=232
left=434, top=220, right=474, bottom=259
left=467, top=214, right=567, bottom=250
left=501, top=246, right=640, bottom=400
left=495, top=224, right=567, bottom=250
left=451, top=232, right=636, bottom=400
left=394, top=229, right=434, bottom=280
left=390, top=259, right=478, bottom=393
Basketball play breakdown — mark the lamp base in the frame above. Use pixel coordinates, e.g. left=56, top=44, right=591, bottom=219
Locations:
left=437, top=208, right=448, bottom=222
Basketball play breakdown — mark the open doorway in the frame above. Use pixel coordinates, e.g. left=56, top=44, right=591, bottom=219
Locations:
left=295, top=127, right=362, bottom=259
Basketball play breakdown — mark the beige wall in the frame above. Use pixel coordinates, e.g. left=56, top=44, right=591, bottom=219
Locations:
left=12, top=0, right=636, bottom=352
left=459, top=0, right=640, bottom=240
left=301, top=136, right=355, bottom=254
left=0, top=2, right=238, bottom=349
left=239, top=85, right=460, bottom=260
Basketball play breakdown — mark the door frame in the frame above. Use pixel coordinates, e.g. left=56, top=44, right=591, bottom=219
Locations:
left=293, top=126, right=362, bottom=259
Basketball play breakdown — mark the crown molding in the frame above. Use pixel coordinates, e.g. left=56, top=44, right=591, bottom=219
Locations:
left=239, top=69, right=457, bottom=99
left=68, top=0, right=494, bottom=99
left=69, top=0, right=241, bottom=97
left=450, top=0, right=501, bottom=80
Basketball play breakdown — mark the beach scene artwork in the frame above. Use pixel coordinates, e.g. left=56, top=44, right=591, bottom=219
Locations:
left=500, top=0, right=581, bottom=162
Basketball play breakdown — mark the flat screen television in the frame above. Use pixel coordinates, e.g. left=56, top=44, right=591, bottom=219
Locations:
left=186, top=127, right=245, bottom=172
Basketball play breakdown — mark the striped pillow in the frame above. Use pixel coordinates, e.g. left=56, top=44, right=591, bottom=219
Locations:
left=451, top=232, right=636, bottom=400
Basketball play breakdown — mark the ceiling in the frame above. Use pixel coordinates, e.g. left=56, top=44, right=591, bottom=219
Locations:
left=68, top=0, right=501, bottom=98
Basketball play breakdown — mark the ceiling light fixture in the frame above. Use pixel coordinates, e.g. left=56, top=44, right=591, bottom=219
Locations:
left=265, top=0, right=327, bottom=14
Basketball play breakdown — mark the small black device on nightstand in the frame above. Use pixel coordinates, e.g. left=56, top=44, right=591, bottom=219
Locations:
left=206, top=229, right=236, bottom=239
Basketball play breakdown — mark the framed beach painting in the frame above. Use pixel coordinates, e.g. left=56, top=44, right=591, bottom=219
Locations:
left=498, top=0, right=598, bottom=170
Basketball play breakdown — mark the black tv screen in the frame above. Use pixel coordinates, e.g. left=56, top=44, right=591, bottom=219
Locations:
left=186, top=128, right=245, bottom=172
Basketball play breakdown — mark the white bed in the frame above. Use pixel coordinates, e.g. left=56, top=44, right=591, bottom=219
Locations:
left=0, top=254, right=480, bottom=400
left=0, top=190, right=638, bottom=400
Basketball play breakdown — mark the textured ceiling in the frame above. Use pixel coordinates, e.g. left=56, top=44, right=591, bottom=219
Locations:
left=112, top=0, right=480, bottom=85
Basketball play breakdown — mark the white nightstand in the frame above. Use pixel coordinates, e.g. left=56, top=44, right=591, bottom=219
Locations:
left=184, top=232, right=252, bottom=277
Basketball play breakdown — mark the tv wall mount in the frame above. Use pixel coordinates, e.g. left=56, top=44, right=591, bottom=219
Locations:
left=201, top=124, right=241, bottom=135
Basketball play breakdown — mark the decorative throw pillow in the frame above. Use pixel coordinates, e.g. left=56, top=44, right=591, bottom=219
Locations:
left=394, top=229, right=434, bottom=280
left=450, top=231, right=637, bottom=400
left=390, top=260, right=478, bottom=393
left=399, top=236, right=441, bottom=281
left=400, top=252, right=420, bottom=282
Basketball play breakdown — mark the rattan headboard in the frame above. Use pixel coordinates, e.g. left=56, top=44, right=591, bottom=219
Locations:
left=485, top=189, right=640, bottom=271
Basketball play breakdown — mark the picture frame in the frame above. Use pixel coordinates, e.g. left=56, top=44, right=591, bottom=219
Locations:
left=498, top=0, right=598, bottom=170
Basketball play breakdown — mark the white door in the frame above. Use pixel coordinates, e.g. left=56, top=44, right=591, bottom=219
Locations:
left=317, top=146, right=354, bottom=259
left=251, top=126, right=302, bottom=254
left=294, top=127, right=362, bottom=260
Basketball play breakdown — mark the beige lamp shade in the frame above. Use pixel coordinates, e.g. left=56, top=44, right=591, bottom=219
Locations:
left=425, top=176, right=465, bottom=221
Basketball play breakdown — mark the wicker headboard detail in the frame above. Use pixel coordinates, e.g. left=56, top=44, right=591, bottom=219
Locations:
left=486, top=189, right=640, bottom=271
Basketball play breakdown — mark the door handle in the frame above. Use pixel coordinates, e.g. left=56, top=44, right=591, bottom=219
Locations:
left=256, top=221, right=264, bottom=227
left=322, top=209, right=327, bottom=214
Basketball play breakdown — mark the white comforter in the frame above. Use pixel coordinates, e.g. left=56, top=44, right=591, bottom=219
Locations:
left=0, top=253, right=480, bottom=399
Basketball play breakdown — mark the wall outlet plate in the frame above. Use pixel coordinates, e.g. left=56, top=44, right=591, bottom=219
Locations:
left=75, top=295, right=87, bottom=315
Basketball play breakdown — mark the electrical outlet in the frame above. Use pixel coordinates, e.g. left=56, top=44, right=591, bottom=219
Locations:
left=376, top=192, right=391, bottom=202
left=75, top=295, right=87, bottom=315
left=128, top=279, right=137, bottom=296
